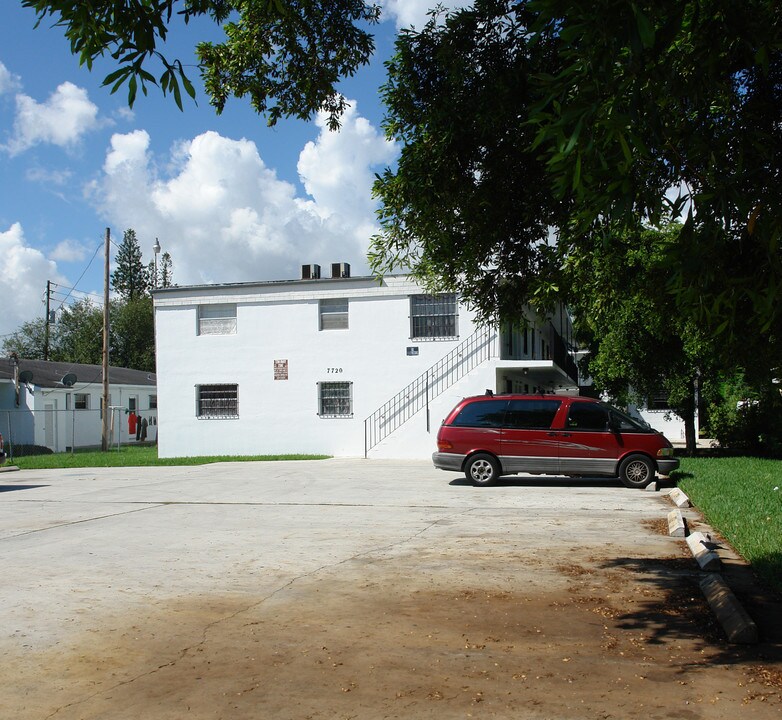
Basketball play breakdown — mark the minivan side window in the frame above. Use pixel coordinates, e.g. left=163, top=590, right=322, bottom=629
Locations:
left=505, top=400, right=561, bottom=429
left=566, top=403, right=609, bottom=431
left=608, top=407, right=650, bottom=432
left=451, top=399, right=509, bottom=428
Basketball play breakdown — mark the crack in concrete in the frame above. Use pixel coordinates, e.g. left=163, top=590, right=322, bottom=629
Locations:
left=2, top=504, right=167, bottom=541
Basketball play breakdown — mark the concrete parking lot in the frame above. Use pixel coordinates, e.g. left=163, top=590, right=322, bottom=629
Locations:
left=1, top=459, right=780, bottom=718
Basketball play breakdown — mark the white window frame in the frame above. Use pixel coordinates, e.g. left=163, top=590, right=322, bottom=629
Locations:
left=318, top=381, right=353, bottom=418
left=319, top=298, right=349, bottom=330
left=196, top=384, right=239, bottom=419
left=410, top=293, right=458, bottom=340
left=74, top=393, right=89, bottom=410
left=198, top=303, right=237, bottom=336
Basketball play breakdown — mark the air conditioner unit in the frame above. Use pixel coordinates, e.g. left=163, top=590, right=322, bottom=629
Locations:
left=301, top=264, right=321, bottom=280
left=331, top=262, right=350, bottom=279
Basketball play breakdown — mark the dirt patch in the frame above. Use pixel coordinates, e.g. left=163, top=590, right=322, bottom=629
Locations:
left=641, top=517, right=671, bottom=536
left=5, top=544, right=782, bottom=720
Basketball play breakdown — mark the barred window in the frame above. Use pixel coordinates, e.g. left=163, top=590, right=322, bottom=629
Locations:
left=647, top=391, right=671, bottom=410
left=197, top=384, right=238, bottom=418
left=198, top=303, right=237, bottom=335
left=319, top=298, right=349, bottom=330
left=410, top=293, right=458, bottom=340
left=318, top=381, right=352, bottom=417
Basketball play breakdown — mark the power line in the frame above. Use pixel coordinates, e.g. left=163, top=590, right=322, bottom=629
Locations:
left=51, top=240, right=104, bottom=312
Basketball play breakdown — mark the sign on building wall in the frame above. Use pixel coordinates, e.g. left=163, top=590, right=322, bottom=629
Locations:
left=274, top=359, right=289, bottom=380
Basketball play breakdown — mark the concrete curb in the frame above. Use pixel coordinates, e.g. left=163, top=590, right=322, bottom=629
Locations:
left=658, top=491, right=759, bottom=644
left=686, top=531, right=722, bottom=571
left=700, top=573, right=758, bottom=644
left=667, top=487, right=691, bottom=507
left=667, top=509, right=686, bottom=537
left=0, top=465, right=20, bottom=473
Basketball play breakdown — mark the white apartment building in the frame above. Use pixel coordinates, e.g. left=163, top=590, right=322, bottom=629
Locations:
left=152, top=265, right=580, bottom=459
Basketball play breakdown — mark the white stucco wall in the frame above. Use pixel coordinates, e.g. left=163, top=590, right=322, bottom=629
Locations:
left=154, top=277, right=491, bottom=458
left=154, top=275, right=579, bottom=460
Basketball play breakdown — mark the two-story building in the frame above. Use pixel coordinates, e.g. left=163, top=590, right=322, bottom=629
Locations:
left=152, top=265, right=580, bottom=459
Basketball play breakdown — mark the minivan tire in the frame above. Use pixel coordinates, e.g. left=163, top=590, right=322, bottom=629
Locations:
left=618, top=454, right=655, bottom=489
left=465, top=453, right=500, bottom=486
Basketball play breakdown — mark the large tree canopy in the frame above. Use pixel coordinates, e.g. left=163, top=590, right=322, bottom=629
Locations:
left=528, top=0, right=782, bottom=338
left=370, top=1, right=565, bottom=323
left=371, top=0, right=782, bottom=362
left=22, top=0, right=380, bottom=128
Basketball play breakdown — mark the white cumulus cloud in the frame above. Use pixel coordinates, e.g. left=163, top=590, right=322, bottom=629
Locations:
left=382, top=0, right=474, bottom=29
left=50, top=238, right=90, bottom=263
left=0, top=61, right=21, bottom=95
left=5, top=81, right=100, bottom=155
left=89, top=102, right=396, bottom=285
left=0, top=223, right=68, bottom=338
left=298, top=102, right=397, bottom=251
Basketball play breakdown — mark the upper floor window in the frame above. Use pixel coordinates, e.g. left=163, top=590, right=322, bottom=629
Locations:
left=197, top=384, right=239, bottom=418
left=410, top=293, right=458, bottom=340
left=646, top=391, right=671, bottom=410
left=198, top=303, right=237, bottom=335
left=320, top=298, right=349, bottom=330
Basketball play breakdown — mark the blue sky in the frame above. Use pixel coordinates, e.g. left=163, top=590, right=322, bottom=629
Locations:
left=0, top=2, right=470, bottom=340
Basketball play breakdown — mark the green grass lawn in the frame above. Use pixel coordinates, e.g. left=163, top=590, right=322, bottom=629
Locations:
left=6, top=445, right=329, bottom=469
left=675, top=456, right=782, bottom=594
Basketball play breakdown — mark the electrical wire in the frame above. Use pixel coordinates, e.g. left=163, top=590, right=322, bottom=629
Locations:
left=51, top=240, right=104, bottom=311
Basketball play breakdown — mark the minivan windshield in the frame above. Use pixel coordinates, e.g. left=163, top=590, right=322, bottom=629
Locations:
left=604, top=404, right=652, bottom=432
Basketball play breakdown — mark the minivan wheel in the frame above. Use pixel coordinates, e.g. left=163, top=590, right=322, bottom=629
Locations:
left=618, top=454, right=655, bottom=489
left=465, top=453, right=500, bottom=486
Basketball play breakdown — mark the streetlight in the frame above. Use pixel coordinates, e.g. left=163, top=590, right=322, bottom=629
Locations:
left=152, top=237, right=161, bottom=288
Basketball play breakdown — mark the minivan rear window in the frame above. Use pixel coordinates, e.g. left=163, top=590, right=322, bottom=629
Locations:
left=504, top=399, right=561, bottom=429
left=451, top=399, right=509, bottom=428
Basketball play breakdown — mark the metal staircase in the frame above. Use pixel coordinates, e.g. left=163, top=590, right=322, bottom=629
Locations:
left=363, top=327, right=498, bottom=456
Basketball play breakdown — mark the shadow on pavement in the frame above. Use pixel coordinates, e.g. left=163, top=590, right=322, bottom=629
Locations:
left=0, top=485, right=48, bottom=493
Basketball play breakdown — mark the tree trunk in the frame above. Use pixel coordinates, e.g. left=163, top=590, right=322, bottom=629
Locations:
left=682, top=379, right=698, bottom=455
left=684, top=409, right=697, bottom=456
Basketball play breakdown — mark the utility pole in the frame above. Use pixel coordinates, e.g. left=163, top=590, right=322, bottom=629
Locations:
left=44, top=280, right=51, bottom=361
left=101, top=228, right=111, bottom=451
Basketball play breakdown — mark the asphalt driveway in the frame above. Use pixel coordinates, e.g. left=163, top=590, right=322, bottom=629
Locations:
left=0, top=459, right=779, bottom=718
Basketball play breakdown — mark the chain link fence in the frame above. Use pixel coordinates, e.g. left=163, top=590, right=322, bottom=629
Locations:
left=1, top=407, right=158, bottom=459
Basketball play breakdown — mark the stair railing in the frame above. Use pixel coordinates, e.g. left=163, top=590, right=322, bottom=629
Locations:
left=363, top=327, right=498, bottom=456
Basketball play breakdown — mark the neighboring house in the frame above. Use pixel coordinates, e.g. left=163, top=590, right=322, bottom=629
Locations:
left=0, top=357, right=157, bottom=454
left=152, top=265, right=580, bottom=459
left=576, top=356, right=696, bottom=442
left=626, top=395, right=698, bottom=444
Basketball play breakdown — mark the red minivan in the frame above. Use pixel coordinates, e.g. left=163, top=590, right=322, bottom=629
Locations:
left=433, top=394, right=678, bottom=488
